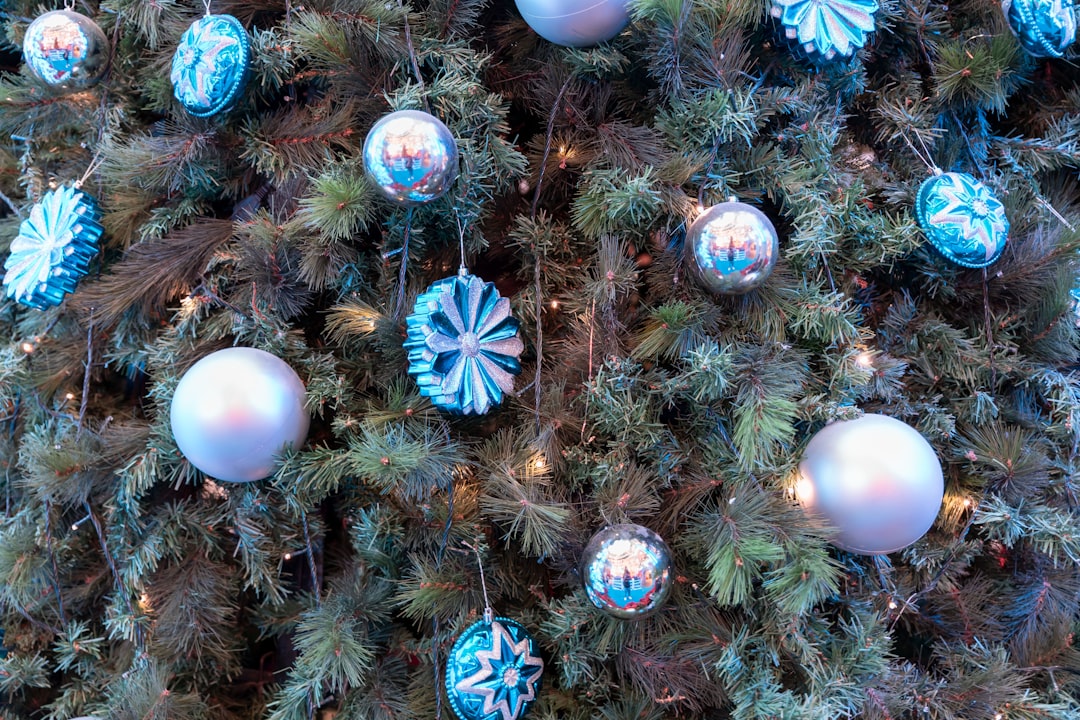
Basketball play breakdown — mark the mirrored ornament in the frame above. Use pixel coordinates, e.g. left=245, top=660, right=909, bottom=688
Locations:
left=170, top=14, right=251, bottom=117
left=514, top=0, right=631, bottom=47
left=446, top=616, right=544, bottom=720
left=405, top=272, right=524, bottom=415
left=685, top=201, right=779, bottom=295
left=1002, top=0, right=1076, bottom=57
left=363, top=110, right=458, bottom=205
left=23, top=10, right=109, bottom=88
left=771, top=0, right=878, bottom=59
left=170, top=347, right=309, bottom=483
left=581, top=523, right=673, bottom=619
left=3, top=185, right=103, bottom=310
left=797, top=413, right=944, bottom=555
left=915, top=171, right=1009, bottom=269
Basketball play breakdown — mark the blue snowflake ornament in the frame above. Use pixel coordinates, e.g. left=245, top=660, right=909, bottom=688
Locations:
left=915, top=171, right=1009, bottom=269
left=771, top=0, right=878, bottom=59
left=446, top=617, right=544, bottom=720
left=405, top=272, right=523, bottom=415
left=3, top=185, right=103, bottom=310
left=1002, top=0, right=1076, bottom=57
left=170, top=14, right=250, bottom=118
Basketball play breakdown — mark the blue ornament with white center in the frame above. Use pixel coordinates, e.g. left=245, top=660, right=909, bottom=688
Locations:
left=170, top=14, right=250, bottom=118
left=915, top=171, right=1009, bottom=269
left=446, top=616, right=544, bottom=720
left=1002, top=0, right=1077, bottom=57
left=3, top=185, right=103, bottom=310
left=405, top=271, right=524, bottom=415
left=771, top=0, right=878, bottom=60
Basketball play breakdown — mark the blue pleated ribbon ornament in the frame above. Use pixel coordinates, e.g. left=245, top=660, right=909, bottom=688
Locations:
left=446, top=616, right=544, bottom=720
left=1002, top=0, right=1076, bottom=57
left=170, top=14, right=251, bottom=118
left=3, top=185, right=103, bottom=310
left=771, top=0, right=878, bottom=60
left=405, top=271, right=524, bottom=415
left=915, top=171, right=1009, bottom=269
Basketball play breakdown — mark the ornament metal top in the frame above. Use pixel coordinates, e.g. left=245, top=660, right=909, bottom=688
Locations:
left=170, top=14, right=251, bottom=117
left=685, top=200, right=779, bottom=295
left=445, top=616, right=544, bottom=720
left=915, top=171, right=1009, bottom=269
left=363, top=110, right=459, bottom=205
left=23, top=10, right=109, bottom=88
left=581, top=523, right=673, bottom=619
left=771, top=0, right=878, bottom=59
left=405, top=272, right=524, bottom=415
left=3, top=185, right=103, bottom=310
left=514, top=0, right=631, bottom=47
left=1002, top=0, right=1076, bottom=57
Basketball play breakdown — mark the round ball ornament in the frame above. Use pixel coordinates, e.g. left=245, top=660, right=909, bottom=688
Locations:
left=22, top=10, right=109, bottom=88
left=770, top=0, right=878, bottom=59
left=169, top=347, right=309, bottom=483
left=170, top=14, right=251, bottom=117
left=446, top=615, right=544, bottom=720
left=363, top=110, right=458, bottom=205
left=581, top=523, right=673, bottom=619
left=915, top=170, right=1009, bottom=269
left=514, top=0, right=631, bottom=47
left=797, top=414, right=944, bottom=555
left=685, top=200, right=779, bottom=295
left=1002, top=0, right=1076, bottom=57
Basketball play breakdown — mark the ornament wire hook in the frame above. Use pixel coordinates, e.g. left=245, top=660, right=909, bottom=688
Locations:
left=203, top=0, right=213, bottom=16
left=64, top=0, right=75, bottom=10
left=454, top=211, right=468, bottom=276
left=464, top=541, right=493, bottom=624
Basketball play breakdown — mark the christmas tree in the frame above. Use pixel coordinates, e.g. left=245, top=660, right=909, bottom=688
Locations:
left=2, top=0, right=1080, bottom=718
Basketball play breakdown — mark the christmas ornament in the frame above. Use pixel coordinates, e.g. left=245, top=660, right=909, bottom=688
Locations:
left=685, top=200, right=779, bottom=295
left=363, top=110, right=458, bottom=205
left=169, top=347, right=309, bottom=483
left=797, top=413, right=944, bottom=555
left=1002, top=0, right=1076, bottom=57
left=404, top=271, right=524, bottom=415
left=915, top=171, right=1009, bottom=269
left=446, top=615, right=544, bottom=720
left=3, top=185, right=103, bottom=310
left=581, top=523, right=673, bottom=619
left=770, top=0, right=878, bottom=59
left=514, top=0, right=630, bottom=47
left=22, top=9, right=109, bottom=88
left=170, top=14, right=251, bottom=117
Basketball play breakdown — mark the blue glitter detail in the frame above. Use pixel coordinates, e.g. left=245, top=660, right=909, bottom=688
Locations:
left=170, top=14, right=251, bottom=118
left=771, top=0, right=878, bottom=59
left=915, top=172, right=1009, bottom=269
left=446, top=617, right=543, bottom=720
left=1003, top=0, right=1076, bottom=57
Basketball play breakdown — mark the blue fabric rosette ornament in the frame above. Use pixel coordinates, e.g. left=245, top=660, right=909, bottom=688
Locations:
left=170, top=14, right=251, bottom=117
left=915, top=171, right=1009, bottom=269
left=446, top=616, right=544, bottom=720
left=771, top=0, right=878, bottom=60
left=3, top=185, right=103, bottom=310
left=1002, top=0, right=1076, bottom=57
left=404, top=271, right=524, bottom=415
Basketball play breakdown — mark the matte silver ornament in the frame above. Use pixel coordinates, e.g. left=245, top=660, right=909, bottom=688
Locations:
left=514, top=0, right=631, bottom=47
left=685, top=201, right=779, bottom=295
left=363, top=110, right=458, bottom=205
left=797, top=414, right=944, bottom=555
left=581, top=523, right=672, bottom=619
left=170, top=347, right=310, bottom=483
left=22, top=10, right=109, bottom=88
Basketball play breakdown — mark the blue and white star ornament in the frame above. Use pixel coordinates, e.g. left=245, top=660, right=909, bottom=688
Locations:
left=770, top=0, right=878, bottom=59
left=1002, top=0, right=1076, bottom=57
left=22, top=10, right=109, bottom=88
left=404, top=271, right=524, bottom=415
left=915, top=171, right=1009, bottom=269
left=446, top=616, right=544, bottom=720
left=3, top=185, right=104, bottom=310
left=170, top=14, right=251, bottom=117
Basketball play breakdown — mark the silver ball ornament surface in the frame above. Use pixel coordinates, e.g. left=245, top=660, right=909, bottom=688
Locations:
left=685, top=201, right=779, bottom=296
left=22, top=10, right=109, bottom=88
left=363, top=110, right=458, bottom=206
left=581, top=523, right=673, bottom=619
left=797, top=414, right=944, bottom=555
left=514, top=0, right=631, bottom=47
left=170, top=347, right=310, bottom=483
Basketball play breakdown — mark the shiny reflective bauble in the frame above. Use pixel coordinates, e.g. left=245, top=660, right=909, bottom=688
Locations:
left=363, top=110, right=458, bottom=205
left=581, top=523, right=673, bottom=618
left=446, top=617, right=544, bottom=720
left=1002, top=0, right=1076, bottom=57
left=170, top=14, right=251, bottom=117
left=685, top=201, right=779, bottom=295
left=915, top=171, right=1008, bottom=269
left=514, top=0, right=630, bottom=47
left=170, top=348, right=310, bottom=483
left=797, top=414, right=944, bottom=555
left=23, top=10, right=109, bottom=88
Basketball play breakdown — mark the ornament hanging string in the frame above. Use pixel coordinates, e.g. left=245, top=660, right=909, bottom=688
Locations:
left=203, top=0, right=213, bottom=16
left=463, top=541, right=494, bottom=624
left=393, top=207, right=414, bottom=322
left=75, top=152, right=104, bottom=190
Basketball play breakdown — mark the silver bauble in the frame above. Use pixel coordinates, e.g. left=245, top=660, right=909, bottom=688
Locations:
left=797, top=414, right=944, bottom=555
left=581, top=523, right=673, bottom=619
left=170, top=347, right=310, bottom=483
left=515, top=0, right=631, bottom=47
left=685, top=201, right=779, bottom=295
left=23, top=10, right=109, bottom=88
left=362, top=110, right=458, bottom=206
